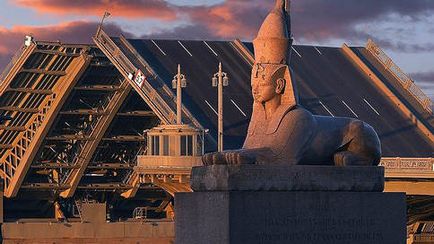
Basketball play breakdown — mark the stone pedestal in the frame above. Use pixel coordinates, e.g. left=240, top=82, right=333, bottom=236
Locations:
left=190, top=164, right=385, bottom=192
left=175, top=165, right=406, bottom=244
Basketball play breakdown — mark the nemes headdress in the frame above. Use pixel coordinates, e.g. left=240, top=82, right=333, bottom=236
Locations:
left=253, top=0, right=292, bottom=65
left=252, top=0, right=298, bottom=107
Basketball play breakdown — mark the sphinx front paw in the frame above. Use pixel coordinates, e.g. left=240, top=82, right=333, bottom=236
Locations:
left=202, top=152, right=224, bottom=166
left=333, top=151, right=373, bottom=166
left=202, top=150, right=257, bottom=165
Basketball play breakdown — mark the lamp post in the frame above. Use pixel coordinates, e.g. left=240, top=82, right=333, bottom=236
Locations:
left=212, top=62, right=229, bottom=152
left=172, top=64, right=187, bottom=125
left=96, top=11, right=111, bottom=37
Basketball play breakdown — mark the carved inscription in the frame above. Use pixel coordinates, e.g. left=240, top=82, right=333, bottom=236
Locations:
left=234, top=166, right=382, bottom=183
left=256, top=216, right=383, bottom=243
left=255, top=231, right=384, bottom=242
left=381, top=158, right=432, bottom=171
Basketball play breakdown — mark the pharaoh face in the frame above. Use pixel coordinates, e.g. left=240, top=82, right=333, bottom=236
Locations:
left=251, top=63, right=283, bottom=103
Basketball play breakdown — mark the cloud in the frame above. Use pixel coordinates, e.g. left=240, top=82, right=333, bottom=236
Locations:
left=11, top=0, right=270, bottom=39
left=141, top=24, right=216, bottom=40
left=409, top=71, right=434, bottom=100
left=185, top=0, right=271, bottom=39
left=410, top=71, right=434, bottom=82
left=0, top=21, right=133, bottom=70
left=139, top=0, right=434, bottom=58
left=143, top=0, right=270, bottom=40
left=371, top=38, right=434, bottom=53
left=289, top=0, right=434, bottom=49
left=3, top=0, right=434, bottom=69
left=10, top=0, right=434, bottom=44
left=13, top=0, right=177, bottom=20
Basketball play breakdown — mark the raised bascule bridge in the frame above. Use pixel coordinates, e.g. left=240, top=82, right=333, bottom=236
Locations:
left=0, top=29, right=432, bottom=243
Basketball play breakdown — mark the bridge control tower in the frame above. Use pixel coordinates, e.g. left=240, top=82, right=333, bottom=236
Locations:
left=138, top=124, right=203, bottom=168
left=134, top=124, right=204, bottom=196
left=134, top=63, right=205, bottom=195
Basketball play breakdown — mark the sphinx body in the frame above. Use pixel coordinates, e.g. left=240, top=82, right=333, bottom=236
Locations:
left=202, top=0, right=381, bottom=166
left=203, top=66, right=382, bottom=166
left=242, top=104, right=381, bottom=166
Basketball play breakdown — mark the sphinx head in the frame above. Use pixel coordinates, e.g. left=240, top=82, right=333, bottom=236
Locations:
left=251, top=0, right=298, bottom=108
left=251, top=63, right=288, bottom=104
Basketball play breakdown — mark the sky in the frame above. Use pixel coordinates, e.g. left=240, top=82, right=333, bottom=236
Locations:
left=0, top=0, right=433, bottom=101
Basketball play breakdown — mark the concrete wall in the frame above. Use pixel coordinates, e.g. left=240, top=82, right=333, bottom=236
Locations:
left=1, top=220, right=174, bottom=244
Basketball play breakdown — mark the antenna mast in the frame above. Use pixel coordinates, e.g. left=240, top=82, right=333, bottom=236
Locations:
left=285, top=0, right=291, bottom=37
left=285, top=0, right=290, bottom=12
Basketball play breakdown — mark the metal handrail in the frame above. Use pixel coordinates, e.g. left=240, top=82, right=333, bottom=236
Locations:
left=117, top=36, right=182, bottom=125
left=366, top=39, right=432, bottom=113
left=118, top=36, right=179, bottom=121
left=414, top=235, right=434, bottom=241
left=0, top=45, right=26, bottom=85
left=94, top=30, right=135, bottom=75
left=94, top=29, right=176, bottom=125
left=231, top=39, right=254, bottom=65
left=1, top=93, right=56, bottom=184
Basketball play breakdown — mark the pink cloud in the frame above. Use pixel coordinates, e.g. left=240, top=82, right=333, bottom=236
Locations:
left=13, top=0, right=177, bottom=20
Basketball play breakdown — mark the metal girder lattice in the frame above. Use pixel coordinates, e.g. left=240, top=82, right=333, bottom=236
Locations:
left=76, top=91, right=157, bottom=197
left=120, top=171, right=140, bottom=198
left=134, top=168, right=192, bottom=197
left=0, top=44, right=90, bottom=198
left=59, top=78, right=132, bottom=198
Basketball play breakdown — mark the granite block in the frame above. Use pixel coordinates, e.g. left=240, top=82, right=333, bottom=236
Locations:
left=191, top=165, right=384, bottom=192
left=175, top=191, right=406, bottom=244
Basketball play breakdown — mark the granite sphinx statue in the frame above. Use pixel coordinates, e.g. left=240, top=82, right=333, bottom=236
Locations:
left=202, top=0, right=381, bottom=166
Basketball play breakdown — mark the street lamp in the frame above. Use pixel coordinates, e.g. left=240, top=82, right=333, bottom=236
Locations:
left=172, top=64, right=187, bottom=125
left=212, top=62, right=229, bottom=152
left=96, top=11, right=111, bottom=37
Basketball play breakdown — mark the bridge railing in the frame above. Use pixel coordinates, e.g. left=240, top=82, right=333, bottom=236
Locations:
left=0, top=44, right=26, bottom=85
left=366, top=39, right=432, bottom=113
left=380, top=158, right=434, bottom=174
left=94, top=30, right=170, bottom=124
left=93, top=30, right=136, bottom=75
